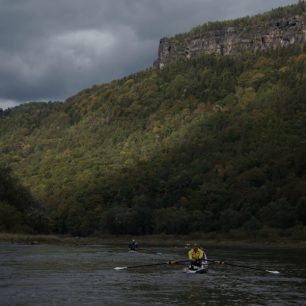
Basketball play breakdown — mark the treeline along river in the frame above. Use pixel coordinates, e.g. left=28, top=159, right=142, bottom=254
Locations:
left=1, top=242, right=306, bottom=305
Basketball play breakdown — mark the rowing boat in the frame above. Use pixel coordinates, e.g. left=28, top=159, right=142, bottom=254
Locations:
left=183, top=264, right=208, bottom=274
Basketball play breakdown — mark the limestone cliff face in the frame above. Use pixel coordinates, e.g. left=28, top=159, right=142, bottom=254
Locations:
left=154, top=13, right=306, bottom=69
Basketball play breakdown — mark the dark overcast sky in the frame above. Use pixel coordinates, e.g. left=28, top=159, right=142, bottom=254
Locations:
left=0, top=0, right=298, bottom=109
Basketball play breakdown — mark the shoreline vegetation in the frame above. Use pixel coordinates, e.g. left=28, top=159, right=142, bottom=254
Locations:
left=1, top=231, right=305, bottom=250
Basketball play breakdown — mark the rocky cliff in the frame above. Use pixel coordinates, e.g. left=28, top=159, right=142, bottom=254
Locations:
left=154, top=12, right=306, bottom=69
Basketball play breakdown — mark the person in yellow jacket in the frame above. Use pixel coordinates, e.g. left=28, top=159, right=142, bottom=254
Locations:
left=188, top=243, right=207, bottom=268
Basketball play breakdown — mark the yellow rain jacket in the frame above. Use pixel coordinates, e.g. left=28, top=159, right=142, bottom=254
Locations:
left=188, top=248, right=204, bottom=261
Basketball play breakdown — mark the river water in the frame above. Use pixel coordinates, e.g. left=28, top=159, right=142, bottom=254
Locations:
left=0, top=242, right=306, bottom=305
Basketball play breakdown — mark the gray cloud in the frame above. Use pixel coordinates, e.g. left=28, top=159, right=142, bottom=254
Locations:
left=0, top=0, right=298, bottom=109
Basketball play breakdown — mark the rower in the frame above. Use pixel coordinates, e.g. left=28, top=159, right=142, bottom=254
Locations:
left=188, top=243, right=207, bottom=269
left=129, top=239, right=138, bottom=251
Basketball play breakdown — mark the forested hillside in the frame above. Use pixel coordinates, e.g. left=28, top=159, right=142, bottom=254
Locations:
left=0, top=167, right=49, bottom=233
left=1, top=14, right=306, bottom=237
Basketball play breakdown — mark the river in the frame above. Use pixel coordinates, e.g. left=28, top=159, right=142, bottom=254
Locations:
left=1, top=242, right=306, bottom=305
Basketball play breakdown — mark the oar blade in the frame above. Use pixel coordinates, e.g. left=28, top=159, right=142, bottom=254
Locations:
left=114, top=266, right=127, bottom=270
left=266, top=270, right=280, bottom=274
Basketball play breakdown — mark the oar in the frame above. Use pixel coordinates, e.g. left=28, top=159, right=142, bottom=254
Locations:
left=114, top=260, right=188, bottom=270
left=207, top=259, right=280, bottom=274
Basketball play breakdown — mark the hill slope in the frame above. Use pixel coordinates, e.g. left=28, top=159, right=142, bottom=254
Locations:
left=0, top=166, right=48, bottom=233
left=1, top=5, right=306, bottom=237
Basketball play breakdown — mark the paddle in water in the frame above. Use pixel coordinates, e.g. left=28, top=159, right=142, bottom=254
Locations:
left=207, top=259, right=280, bottom=274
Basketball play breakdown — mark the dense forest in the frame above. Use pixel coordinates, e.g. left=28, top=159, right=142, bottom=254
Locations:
left=0, top=4, right=306, bottom=238
left=0, top=167, right=49, bottom=233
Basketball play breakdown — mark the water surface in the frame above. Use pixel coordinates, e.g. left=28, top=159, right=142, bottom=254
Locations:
left=1, top=242, right=306, bottom=305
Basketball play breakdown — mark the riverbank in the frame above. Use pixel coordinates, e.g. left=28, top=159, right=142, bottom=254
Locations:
left=1, top=231, right=306, bottom=250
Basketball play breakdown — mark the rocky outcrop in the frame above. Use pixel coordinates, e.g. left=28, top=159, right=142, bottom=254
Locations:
left=154, top=13, right=306, bottom=69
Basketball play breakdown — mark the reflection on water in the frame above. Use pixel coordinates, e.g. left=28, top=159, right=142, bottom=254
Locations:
left=0, top=242, right=306, bottom=305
